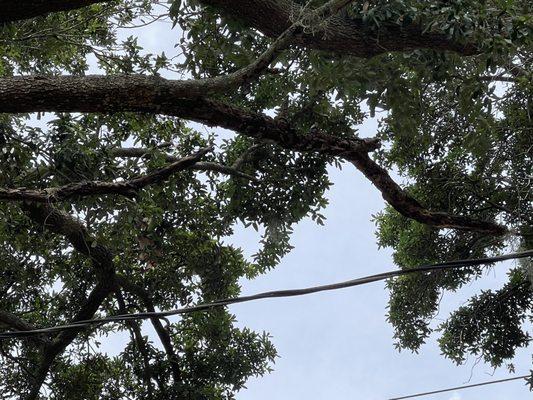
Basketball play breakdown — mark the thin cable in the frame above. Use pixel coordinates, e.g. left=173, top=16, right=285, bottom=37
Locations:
left=1, top=249, right=531, bottom=339
left=389, top=374, right=531, bottom=399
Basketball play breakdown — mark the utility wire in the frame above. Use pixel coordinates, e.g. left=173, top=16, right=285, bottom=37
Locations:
left=389, top=374, right=531, bottom=399
left=0, top=249, right=531, bottom=339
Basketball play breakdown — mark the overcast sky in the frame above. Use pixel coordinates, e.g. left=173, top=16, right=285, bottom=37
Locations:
left=91, top=13, right=533, bottom=400
left=229, top=163, right=532, bottom=400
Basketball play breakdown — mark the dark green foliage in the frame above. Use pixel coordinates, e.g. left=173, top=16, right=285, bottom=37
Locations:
left=0, top=0, right=532, bottom=397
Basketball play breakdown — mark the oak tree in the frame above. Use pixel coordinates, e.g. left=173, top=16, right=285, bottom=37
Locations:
left=0, top=0, right=531, bottom=398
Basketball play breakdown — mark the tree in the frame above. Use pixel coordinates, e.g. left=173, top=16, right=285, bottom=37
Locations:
left=0, top=0, right=531, bottom=398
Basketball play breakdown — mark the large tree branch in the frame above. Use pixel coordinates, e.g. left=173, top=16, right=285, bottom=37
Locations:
left=21, top=203, right=117, bottom=399
left=0, top=75, right=380, bottom=154
left=1, top=0, right=476, bottom=57
left=0, top=74, right=506, bottom=234
left=27, top=280, right=115, bottom=400
left=199, top=0, right=477, bottom=57
left=0, top=147, right=211, bottom=203
left=0, top=311, right=50, bottom=346
left=0, top=0, right=110, bottom=23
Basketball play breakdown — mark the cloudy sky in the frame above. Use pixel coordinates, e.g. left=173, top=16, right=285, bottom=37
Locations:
left=93, top=10, right=532, bottom=400
left=229, top=163, right=532, bottom=400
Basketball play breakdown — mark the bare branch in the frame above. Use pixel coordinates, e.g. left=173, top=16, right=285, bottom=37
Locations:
left=193, top=161, right=259, bottom=181
left=451, top=74, right=518, bottom=83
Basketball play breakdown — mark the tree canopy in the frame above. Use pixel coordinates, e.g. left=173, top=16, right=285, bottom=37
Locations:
left=0, top=0, right=531, bottom=398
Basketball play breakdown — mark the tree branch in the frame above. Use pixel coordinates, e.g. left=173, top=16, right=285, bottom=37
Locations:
left=27, top=280, right=115, bottom=400
left=1, top=0, right=476, bottom=57
left=0, top=311, right=50, bottom=346
left=116, top=274, right=182, bottom=385
left=22, top=203, right=115, bottom=273
left=347, top=152, right=507, bottom=235
left=187, top=0, right=359, bottom=94
left=0, top=74, right=506, bottom=234
left=0, top=75, right=380, bottom=154
left=199, top=0, right=477, bottom=57
left=115, top=290, right=155, bottom=396
left=0, top=0, right=110, bottom=23
left=109, top=146, right=259, bottom=181
left=0, top=147, right=211, bottom=203
left=231, top=143, right=264, bottom=170
left=21, top=203, right=118, bottom=399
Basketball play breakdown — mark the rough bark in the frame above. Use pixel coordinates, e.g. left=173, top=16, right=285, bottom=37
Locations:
left=1, top=0, right=476, bottom=57
left=0, top=74, right=506, bottom=235
left=0, top=0, right=110, bottom=23
left=0, top=75, right=379, bottom=154
left=200, top=0, right=477, bottom=57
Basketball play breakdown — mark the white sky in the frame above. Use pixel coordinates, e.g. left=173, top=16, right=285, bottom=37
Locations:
left=89, top=8, right=532, bottom=400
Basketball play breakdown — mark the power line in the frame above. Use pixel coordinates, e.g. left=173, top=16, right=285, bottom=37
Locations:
left=389, top=374, right=531, bottom=399
left=0, top=249, right=531, bottom=339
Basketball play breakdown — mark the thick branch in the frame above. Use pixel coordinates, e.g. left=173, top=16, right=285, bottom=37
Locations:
left=27, top=281, right=115, bottom=400
left=0, top=74, right=505, bottom=234
left=0, top=0, right=110, bottom=23
left=1, top=0, right=475, bottom=57
left=22, top=203, right=117, bottom=399
left=0, top=75, right=380, bottom=154
left=0, top=311, right=50, bottom=346
left=22, top=203, right=115, bottom=273
left=199, top=0, right=477, bottom=57
left=0, top=148, right=210, bottom=203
